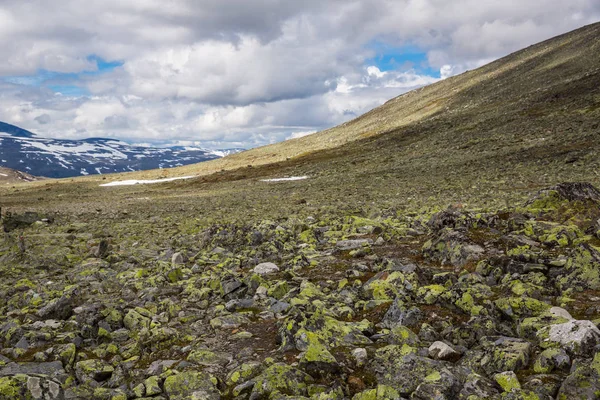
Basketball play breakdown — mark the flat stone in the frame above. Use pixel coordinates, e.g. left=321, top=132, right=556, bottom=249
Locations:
left=336, top=239, right=373, bottom=251
left=0, top=361, right=65, bottom=378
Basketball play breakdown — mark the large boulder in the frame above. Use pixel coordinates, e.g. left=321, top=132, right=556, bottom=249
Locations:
left=370, top=346, right=455, bottom=397
left=163, top=371, right=220, bottom=400
left=479, top=336, right=532, bottom=375
left=251, top=363, right=313, bottom=398
left=556, top=352, right=600, bottom=399
left=538, top=319, right=600, bottom=356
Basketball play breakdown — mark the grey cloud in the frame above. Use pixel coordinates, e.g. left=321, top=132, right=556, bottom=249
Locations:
left=34, top=114, right=51, bottom=124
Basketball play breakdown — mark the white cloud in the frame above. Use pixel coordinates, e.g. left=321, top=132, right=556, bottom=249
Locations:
left=0, top=0, right=598, bottom=148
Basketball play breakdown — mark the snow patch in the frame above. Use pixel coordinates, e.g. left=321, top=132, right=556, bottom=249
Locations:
left=100, top=176, right=195, bottom=187
left=260, top=176, right=309, bottom=182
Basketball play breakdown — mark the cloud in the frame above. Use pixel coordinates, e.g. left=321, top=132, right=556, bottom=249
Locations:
left=0, top=1, right=598, bottom=148
left=34, top=114, right=51, bottom=124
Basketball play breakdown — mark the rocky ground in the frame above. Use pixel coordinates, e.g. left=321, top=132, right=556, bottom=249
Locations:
left=1, top=182, right=600, bottom=399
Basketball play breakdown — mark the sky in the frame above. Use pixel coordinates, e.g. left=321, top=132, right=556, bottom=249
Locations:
left=0, top=1, right=598, bottom=150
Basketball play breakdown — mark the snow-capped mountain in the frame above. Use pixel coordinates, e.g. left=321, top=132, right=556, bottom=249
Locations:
left=0, top=122, right=244, bottom=178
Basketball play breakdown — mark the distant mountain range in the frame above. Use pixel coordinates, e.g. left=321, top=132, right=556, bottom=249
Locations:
left=0, top=121, right=243, bottom=178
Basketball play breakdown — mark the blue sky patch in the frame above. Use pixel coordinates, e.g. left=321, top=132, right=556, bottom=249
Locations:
left=365, top=41, right=440, bottom=78
left=2, top=55, right=123, bottom=97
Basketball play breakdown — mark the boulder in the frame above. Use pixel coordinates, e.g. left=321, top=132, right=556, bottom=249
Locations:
left=381, top=297, right=423, bottom=328
left=253, top=262, right=279, bottom=275
left=163, top=371, right=220, bottom=400
left=539, top=319, right=600, bottom=356
left=556, top=353, right=600, bottom=399
left=429, top=341, right=462, bottom=362
left=336, top=239, right=373, bottom=251
left=74, top=359, right=114, bottom=384
left=251, top=363, right=313, bottom=398
left=479, top=336, right=531, bottom=375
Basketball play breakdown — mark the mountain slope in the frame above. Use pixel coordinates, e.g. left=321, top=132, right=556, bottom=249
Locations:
left=122, top=21, right=597, bottom=182
left=0, top=166, right=40, bottom=185
left=0, top=122, right=243, bottom=178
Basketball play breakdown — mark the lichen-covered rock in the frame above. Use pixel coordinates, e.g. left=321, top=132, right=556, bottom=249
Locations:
left=163, top=371, right=219, bottom=400
left=370, top=350, right=451, bottom=396
left=298, top=332, right=340, bottom=378
left=209, top=313, right=250, bottom=329
left=380, top=297, right=423, bottom=328
left=411, top=369, right=461, bottom=400
left=533, top=348, right=570, bottom=373
left=144, top=376, right=162, bottom=396
left=336, top=239, right=373, bottom=251
left=458, top=373, right=500, bottom=399
left=556, top=352, right=600, bottom=400
left=0, top=375, right=63, bottom=400
left=494, top=371, right=521, bottom=392
left=352, top=385, right=401, bottom=400
left=74, top=359, right=114, bottom=385
left=123, top=308, right=151, bottom=332
left=479, top=337, right=531, bottom=375
left=251, top=363, right=313, bottom=398
left=187, top=349, right=232, bottom=367
left=422, top=229, right=484, bottom=267
left=494, top=297, right=550, bottom=320
left=526, top=182, right=600, bottom=210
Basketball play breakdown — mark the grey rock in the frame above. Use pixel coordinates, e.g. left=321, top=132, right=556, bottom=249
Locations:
left=429, top=341, right=461, bottom=362
left=0, top=361, right=66, bottom=378
left=335, top=239, right=373, bottom=251
left=37, top=292, right=78, bottom=320
left=548, top=306, right=574, bottom=320
left=542, top=320, right=600, bottom=356
left=458, top=373, right=500, bottom=399
left=479, top=336, right=531, bottom=374
left=221, top=279, right=243, bottom=296
left=172, top=252, right=184, bottom=265
left=557, top=357, right=600, bottom=399
left=253, top=262, right=279, bottom=275
left=352, top=348, right=368, bottom=367
left=381, top=297, right=423, bottom=328
left=269, top=301, right=290, bottom=314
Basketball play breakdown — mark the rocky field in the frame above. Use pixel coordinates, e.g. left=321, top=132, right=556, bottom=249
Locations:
left=1, top=182, right=600, bottom=399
